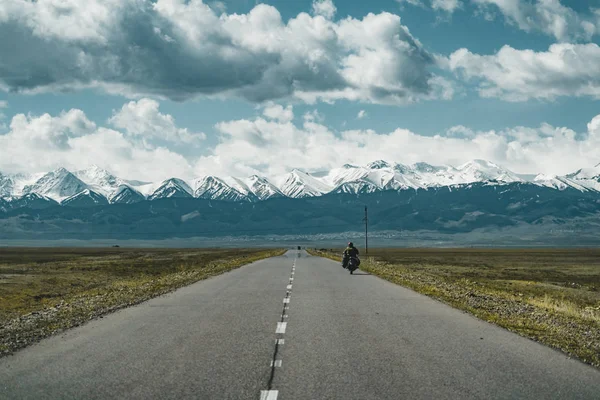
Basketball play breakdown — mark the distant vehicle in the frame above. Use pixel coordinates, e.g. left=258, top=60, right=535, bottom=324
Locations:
left=297, top=246, right=301, bottom=250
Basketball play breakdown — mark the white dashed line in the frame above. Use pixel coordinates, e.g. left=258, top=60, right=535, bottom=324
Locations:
left=276, top=322, right=287, bottom=334
left=283, top=298, right=290, bottom=304
left=276, top=339, right=285, bottom=345
left=270, top=360, right=282, bottom=367
left=287, top=284, right=292, bottom=290
left=260, top=390, right=278, bottom=400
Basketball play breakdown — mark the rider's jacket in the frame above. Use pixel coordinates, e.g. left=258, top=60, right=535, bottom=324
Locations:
left=344, top=247, right=359, bottom=258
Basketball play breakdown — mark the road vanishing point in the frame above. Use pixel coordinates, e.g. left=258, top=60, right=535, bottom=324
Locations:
left=1, top=250, right=599, bottom=399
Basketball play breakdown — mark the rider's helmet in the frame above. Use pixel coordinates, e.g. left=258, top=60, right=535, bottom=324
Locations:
left=348, top=242, right=354, bottom=248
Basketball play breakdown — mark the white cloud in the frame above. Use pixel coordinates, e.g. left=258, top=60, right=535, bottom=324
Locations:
left=397, top=0, right=425, bottom=7
left=312, top=0, right=337, bottom=19
left=0, top=101, right=7, bottom=108
left=472, top=0, right=597, bottom=41
left=108, top=98, right=206, bottom=146
left=195, top=109, right=600, bottom=178
left=0, top=0, right=447, bottom=105
left=0, top=106, right=193, bottom=181
left=357, top=110, right=367, bottom=119
left=1, top=100, right=600, bottom=180
left=448, top=43, right=600, bottom=101
left=262, top=103, right=294, bottom=123
left=432, top=0, right=462, bottom=13
left=397, top=0, right=462, bottom=13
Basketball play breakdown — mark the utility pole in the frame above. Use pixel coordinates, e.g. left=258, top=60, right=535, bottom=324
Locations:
left=364, top=206, right=368, bottom=255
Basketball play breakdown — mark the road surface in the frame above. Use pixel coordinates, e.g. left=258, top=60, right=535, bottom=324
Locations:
left=1, top=250, right=599, bottom=399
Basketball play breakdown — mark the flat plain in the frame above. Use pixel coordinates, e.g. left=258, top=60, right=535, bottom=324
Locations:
left=0, top=247, right=284, bottom=356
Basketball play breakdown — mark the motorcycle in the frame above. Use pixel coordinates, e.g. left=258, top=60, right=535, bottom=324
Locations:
left=346, top=256, right=360, bottom=274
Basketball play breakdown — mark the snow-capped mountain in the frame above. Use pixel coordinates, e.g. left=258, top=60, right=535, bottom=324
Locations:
left=148, top=178, right=193, bottom=200
left=1, top=160, right=599, bottom=209
left=22, top=168, right=89, bottom=201
left=193, top=176, right=252, bottom=202
left=277, top=169, right=333, bottom=198
left=456, top=159, right=522, bottom=183
left=109, top=185, right=145, bottom=204
left=244, top=175, right=284, bottom=200
left=73, top=165, right=123, bottom=196
left=319, top=159, right=521, bottom=194
left=192, top=175, right=283, bottom=202
left=0, top=173, right=13, bottom=197
left=4, top=193, right=58, bottom=210
left=61, top=189, right=109, bottom=208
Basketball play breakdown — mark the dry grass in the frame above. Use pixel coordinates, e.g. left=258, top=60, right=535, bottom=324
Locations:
left=308, top=248, right=600, bottom=368
left=0, top=247, right=285, bottom=356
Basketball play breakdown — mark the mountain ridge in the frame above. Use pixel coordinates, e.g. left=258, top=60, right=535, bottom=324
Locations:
left=1, top=160, right=599, bottom=207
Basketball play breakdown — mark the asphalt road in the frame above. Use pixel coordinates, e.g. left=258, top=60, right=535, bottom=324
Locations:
left=1, top=250, right=599, bottom=399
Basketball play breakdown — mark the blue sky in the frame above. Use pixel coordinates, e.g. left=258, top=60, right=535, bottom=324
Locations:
left=1, top=0, right=600, bottom=180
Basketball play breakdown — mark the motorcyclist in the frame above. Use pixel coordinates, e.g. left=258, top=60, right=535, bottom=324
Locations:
left=342, top=242, right=360, bottom=269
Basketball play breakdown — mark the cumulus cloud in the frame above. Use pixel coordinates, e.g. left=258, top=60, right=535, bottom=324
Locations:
left=0, top=101, right=7, bottom=108
left=357, top=110, right=367, bottom=119
left=432, top=0, right=462, bottom=13
left=262, top=103, right=294, bottom=123
left=472, top=0, right=597, bottom=42
left=396, top=0, right=426, bottom=7
left=2, top=100, right=599, bottom=180
left=0, top=0, right=447, bottom=105
left=397, top=0, right=463, bottom=13
left=448, top=43, right=600, bottom=101
left=108, top=98, right=206, bottom=145
left=0, top=106, right=193, bottom=181
left=312, top=0, right=337, bottom=19
left=194, top=106, right=600, bottom=177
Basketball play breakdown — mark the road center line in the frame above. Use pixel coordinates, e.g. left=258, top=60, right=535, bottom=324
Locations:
left=276, top=322, right=287, bottom=334
left=260, top=390, right=278, bottom=400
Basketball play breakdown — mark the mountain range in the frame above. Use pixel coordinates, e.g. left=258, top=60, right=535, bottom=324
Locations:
left=2, top=160, right=600, bottom=242
left=1, top=160, right=599, bottom=210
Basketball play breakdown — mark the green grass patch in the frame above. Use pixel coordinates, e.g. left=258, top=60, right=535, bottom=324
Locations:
left=0, top=247, right=285, bottom=356
left=308, top=248, right=600, bottom=368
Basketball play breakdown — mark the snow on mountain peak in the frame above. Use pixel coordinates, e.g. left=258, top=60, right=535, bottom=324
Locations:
left=411, top=162, right=445, bottom=173
left=566, top=164, right=600, bottom=181
left=23, top=168, right=88, bottom=201
left=61, top=189, right=109, bottom=207
left=4, top=159, right=600, bottom=204
left=108, top=185, right=145, bottom=204
left=456, top=159, right=521, bottom=183
left=193, top=176, right=249, bottom=202
left=367, top=160, right=391, bottom=169
left=244, top=175, right=283, bottom=200
left=279, top=169, right=332, bottom=198
left=74, top=165, right=122, bottom=195
left=148, top=178, right=193, bottom=200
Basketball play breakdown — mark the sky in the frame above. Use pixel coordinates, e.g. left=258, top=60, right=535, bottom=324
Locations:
left=1, top=0, right=600, bottom=181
